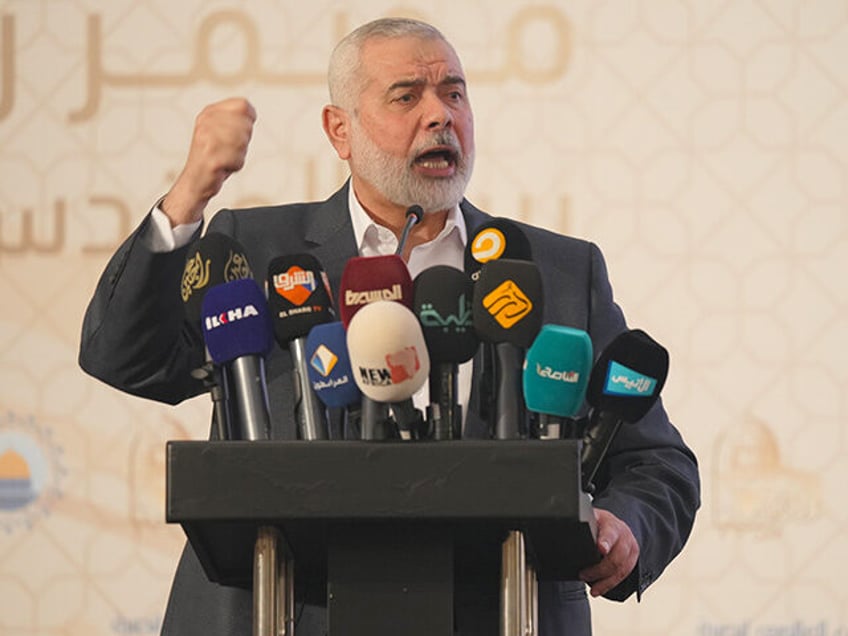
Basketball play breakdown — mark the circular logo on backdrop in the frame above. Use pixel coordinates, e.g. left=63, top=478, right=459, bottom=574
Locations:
left=0, top=410, right=65, bottom=534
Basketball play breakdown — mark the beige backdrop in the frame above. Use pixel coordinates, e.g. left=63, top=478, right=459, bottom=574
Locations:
left=1, top=1, right=846, bottom=634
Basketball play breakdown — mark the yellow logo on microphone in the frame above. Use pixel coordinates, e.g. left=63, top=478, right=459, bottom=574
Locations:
left=470, top=228, right=506, bottom=263
left=482, top=280, right=533, bottom=329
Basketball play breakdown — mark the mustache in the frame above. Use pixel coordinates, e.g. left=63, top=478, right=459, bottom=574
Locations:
left=410, top=132, right=463, bottom=162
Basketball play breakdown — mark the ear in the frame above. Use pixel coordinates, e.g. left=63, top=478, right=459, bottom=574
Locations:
left=322, top=105, right=351, bottom=160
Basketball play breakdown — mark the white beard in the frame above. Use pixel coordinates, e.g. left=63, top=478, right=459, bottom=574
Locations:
left=348, top=120, right=474, bottom=214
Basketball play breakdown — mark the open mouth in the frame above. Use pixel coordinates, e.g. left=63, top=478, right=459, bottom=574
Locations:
left=413, top=146, right=459, bottom=171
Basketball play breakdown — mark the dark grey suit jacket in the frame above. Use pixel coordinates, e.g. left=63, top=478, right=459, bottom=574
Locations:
left=79, top=183, right=700, bottom=635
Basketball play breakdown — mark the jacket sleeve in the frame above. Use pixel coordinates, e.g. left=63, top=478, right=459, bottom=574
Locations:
left=584, top=242, right=701, bottom=601
left=78, top=213, right=206, bottom=404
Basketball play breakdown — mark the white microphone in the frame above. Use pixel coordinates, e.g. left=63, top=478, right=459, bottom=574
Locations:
left=346, top=300, right=430, bottom=439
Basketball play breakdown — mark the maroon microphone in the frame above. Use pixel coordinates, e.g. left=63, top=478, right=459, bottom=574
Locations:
left=337, top=254, right=416, bottom=438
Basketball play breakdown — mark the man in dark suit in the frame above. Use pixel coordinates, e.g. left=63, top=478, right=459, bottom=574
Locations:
left=79, top=17, right=699, bottom=636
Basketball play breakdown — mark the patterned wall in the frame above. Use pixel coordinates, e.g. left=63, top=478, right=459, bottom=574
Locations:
left=1, top=1, right=846, bottom=634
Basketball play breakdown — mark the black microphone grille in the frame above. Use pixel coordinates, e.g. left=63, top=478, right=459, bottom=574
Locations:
left=406, top=205, right=424, bottom=224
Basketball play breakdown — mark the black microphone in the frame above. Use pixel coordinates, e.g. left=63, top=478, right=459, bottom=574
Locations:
left=464, top=219, right=534, bottom=434
left=413, top=265, right=478, bottom=439
left=581, top=329, right=669, bottom=493
left=395, top=204, right=424, bottom=256
left=201, top=278, right=275, bottom=441
left=267, top=254, right=335, bottom=440
left=181, top=232, right=254, bottom=440
left=464, top=218, right=533, bottom=281
left=472, top=258, right=544, bottom=439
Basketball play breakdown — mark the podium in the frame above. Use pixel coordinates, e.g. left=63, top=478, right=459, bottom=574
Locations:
left=166, top=439, right=599, bottom=635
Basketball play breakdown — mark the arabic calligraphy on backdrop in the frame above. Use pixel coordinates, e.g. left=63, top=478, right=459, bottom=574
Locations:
left=0, top=191, right=571, bottom=257
left=0, top=7, right=573, bottom=123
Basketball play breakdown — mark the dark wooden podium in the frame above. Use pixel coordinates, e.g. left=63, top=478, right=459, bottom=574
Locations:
left=166, top=440, right=598, bottom=636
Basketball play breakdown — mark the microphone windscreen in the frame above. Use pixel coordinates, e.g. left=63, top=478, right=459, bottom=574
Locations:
left=201, top=278, right=273, bottom=365
left=182, top=232, right=253, bottom=326
left=305, top=322, right=361, bottom=408
left=406, top=205, right=424, bottom=224
left=472, top=259, right=544, bottom=348
left=523, top=325, right=593, bottom=417
left=338, top=255, right=413, bottom=327
left=464, top=218, right=533, bottom=279
left=267, top=254, right=334, bottom=344
left=346, top=300, right=430, bottom=403
left=413, top=265, right=479, bottom=364
left=586, top=329, right=669, bottom=422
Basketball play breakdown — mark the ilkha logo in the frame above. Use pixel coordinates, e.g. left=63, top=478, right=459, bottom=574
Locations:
left=482, top=280, right=533, bottom=329
left=204, top=304, right=260, bottom=330
left=310, top=345, right=338, bottom=377
left=273, top=266, right=317, bottom=306
left=470, top=228, right=506, bottom=264
left=0, top=411, right=65, bottom=534
left=603, top=361, right=657, bottom=396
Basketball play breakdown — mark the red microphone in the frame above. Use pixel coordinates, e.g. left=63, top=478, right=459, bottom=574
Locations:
left=338, top=254, right=416, bottom=438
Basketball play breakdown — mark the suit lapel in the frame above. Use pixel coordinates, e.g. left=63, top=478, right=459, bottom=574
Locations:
left=303, top=182, right=359, bottom=303
left=460, top=201, right=494, bottom=438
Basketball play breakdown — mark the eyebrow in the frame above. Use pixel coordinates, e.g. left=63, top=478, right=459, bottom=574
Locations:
left=387, top=75, right=467, bottom=92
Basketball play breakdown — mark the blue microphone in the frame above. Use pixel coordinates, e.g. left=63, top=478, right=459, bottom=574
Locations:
left=523, top=325, right=593, bottom=439
left=306, top=321, right=361, bottom=408
left=201, top=278, right=274, bottom=441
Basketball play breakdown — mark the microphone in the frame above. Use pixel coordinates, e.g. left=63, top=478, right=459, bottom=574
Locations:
left=305, top=321, right=363, bottom=438
left=201, top=278, right=274, bottom=441
left=338, top=254, right=414, bottom=326
left=346, top=300, right=430, bottom=440
left=267, top=254, right=335, bottom=440
left=395, top=204, right=424, bottom=257
left=413, top=265, right=478, bottom=439
left=181, top=232, right=254, bottom=440
left=338, top=254, right=415, bottom=438
left=581, top=329, right=669, bottom=493
left=522, top=325, right=593, bottom=439
left=464, top=218, right=533, bottom=281
left=472, top=258, right=544, bottom=439
left=464, top=219, right=534, bottom=434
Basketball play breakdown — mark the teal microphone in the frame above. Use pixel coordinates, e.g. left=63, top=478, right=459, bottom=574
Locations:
left=522, top=324, right=593, bottom=439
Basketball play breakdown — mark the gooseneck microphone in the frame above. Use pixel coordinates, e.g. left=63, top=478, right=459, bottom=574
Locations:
left=523, top=325, right=593, bottom=439
left=201, top=278, right=274, bottom=441
left=396, top=204, right=424, bottom=257
left=181, top=232, right=254, bottom=440
left=413, top=265, right=478, bottom=439
left=346, top=300, right=430, bottom=440
left=472, top=258, right=544, bottom=439
left=267, top=254, right=335, bottom=441
left=581, top=329, right=669, bottom=493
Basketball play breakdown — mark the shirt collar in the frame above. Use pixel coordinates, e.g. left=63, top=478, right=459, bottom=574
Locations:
left=347, top=182, right=467, bottom=257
